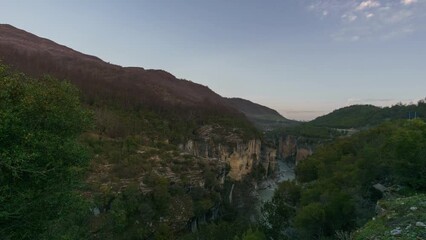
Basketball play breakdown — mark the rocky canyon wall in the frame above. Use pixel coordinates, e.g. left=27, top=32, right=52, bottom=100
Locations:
left=180, top=138, right=276, bottom=181
left=278, top=135, right=319, bottom=163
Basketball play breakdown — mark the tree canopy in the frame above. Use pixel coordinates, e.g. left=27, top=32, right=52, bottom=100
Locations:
left=0, top=65, right=91, bottom=239
left=263, top=119, right=426, bottom=239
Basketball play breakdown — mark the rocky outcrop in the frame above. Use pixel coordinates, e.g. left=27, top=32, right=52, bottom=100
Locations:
left=180, top=138, right=277, bottom=181
left=296, top=148, right=312, bottom=162
left=278, top=135, right=317, bottom=163
left=279, top=135, right=298, bottom=160
left=227, top=140, right=260, bottom=180
left=261, top=146, right=277, bottom=176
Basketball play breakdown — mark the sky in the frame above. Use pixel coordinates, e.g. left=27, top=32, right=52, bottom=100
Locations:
left=1, top=0, right=425, bottom=120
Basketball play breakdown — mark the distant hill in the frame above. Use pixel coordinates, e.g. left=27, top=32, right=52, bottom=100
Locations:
left=226, top=98, right=298, bottom=130
left=310, top=105, right=381, bottom=128
left=309, top=103, right=426, bottom=129
left=270, top=102, right=426, bottom=140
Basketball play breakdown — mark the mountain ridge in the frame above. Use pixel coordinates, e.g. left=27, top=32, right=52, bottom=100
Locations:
left=0, top=24, right=231, bottom=111
left=0, top=23, right=291, bottom=129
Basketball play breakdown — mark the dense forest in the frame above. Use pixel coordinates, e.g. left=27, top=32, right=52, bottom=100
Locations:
left=0, top=65, right=91, bottom=238
left=262, top=119, right=426, bottom=239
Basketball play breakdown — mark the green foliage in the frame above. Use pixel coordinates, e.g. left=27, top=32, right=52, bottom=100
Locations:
left=155, top=223, right=173, bottom=240
left=91, top=99, right=260, bottom=144
left=388, top=120, right=426, bottom=189
left=294, top=202, right=326, bottom=238
left=206, top=114, right=261, bottom=141
left=334, top=230, right=354, bottom=240
left=152, top=177, right=172, bottom=214
left=295, top=159, right=319, bottom=182
left=179, top=219, right=251, bottom=240
left=310, top=104, right=381, bottom=128
left=263, top=120, right=426, bottom=239
left=98, top=184, right=159, bottom=239
left=0, top=65, right=91, bottom=239
left=260, top=181, right=300, bottom=239
left=82, top=133, right=227, bottom=239
left=235, top=228, right=267, bottom=240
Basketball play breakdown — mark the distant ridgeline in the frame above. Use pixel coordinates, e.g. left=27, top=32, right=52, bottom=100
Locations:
left=309, top=103, right=426, bottom=129
left=268, top=102, right=426, bottom=141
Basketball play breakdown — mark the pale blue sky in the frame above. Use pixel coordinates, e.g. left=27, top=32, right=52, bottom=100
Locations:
left=1, top=0, right=425, bottom=120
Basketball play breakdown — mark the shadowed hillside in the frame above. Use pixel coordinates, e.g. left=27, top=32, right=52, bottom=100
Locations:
left=226, top=98, right=298, bottom=130
left=0, top=24, right=238, bottom=114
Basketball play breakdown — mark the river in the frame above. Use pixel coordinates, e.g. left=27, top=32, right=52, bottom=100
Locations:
left=257, top=159, right=295, bottom=203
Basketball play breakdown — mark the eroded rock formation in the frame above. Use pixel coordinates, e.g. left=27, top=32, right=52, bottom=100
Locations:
left=278, top=135, right=316, bottom=164
left=181, top=138, right=277, bottom=181
left=177, top=125, right=277, bottom=181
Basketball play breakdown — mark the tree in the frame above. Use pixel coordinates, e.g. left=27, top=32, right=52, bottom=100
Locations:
left=0, top=65, right=91, bottom=239
left=261, top=181, right=300, bottom=239
left=294, top=203, right=326, bottom=239
left=235, top=228, right=266, bottom=240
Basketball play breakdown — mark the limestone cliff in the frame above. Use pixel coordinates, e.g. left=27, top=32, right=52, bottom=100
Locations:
left=278, top=135, right=317, bottom=163
left=226, top=139, right=261, bottom=180
left=180, top=125, right=277, bottom=181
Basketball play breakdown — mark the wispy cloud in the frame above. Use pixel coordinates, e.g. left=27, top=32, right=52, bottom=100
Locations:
left=342, top=13, right=358, bottom=22
left=305, top=0, right=426, bottom=41
left=402, top=0, right=418, bottom=5
left=366, top=12, right=375, bottom=18
left=356, top=0, right=381, bottom=11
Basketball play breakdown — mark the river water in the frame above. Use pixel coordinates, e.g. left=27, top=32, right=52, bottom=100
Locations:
left=257, top=160, right=295, bottom=203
